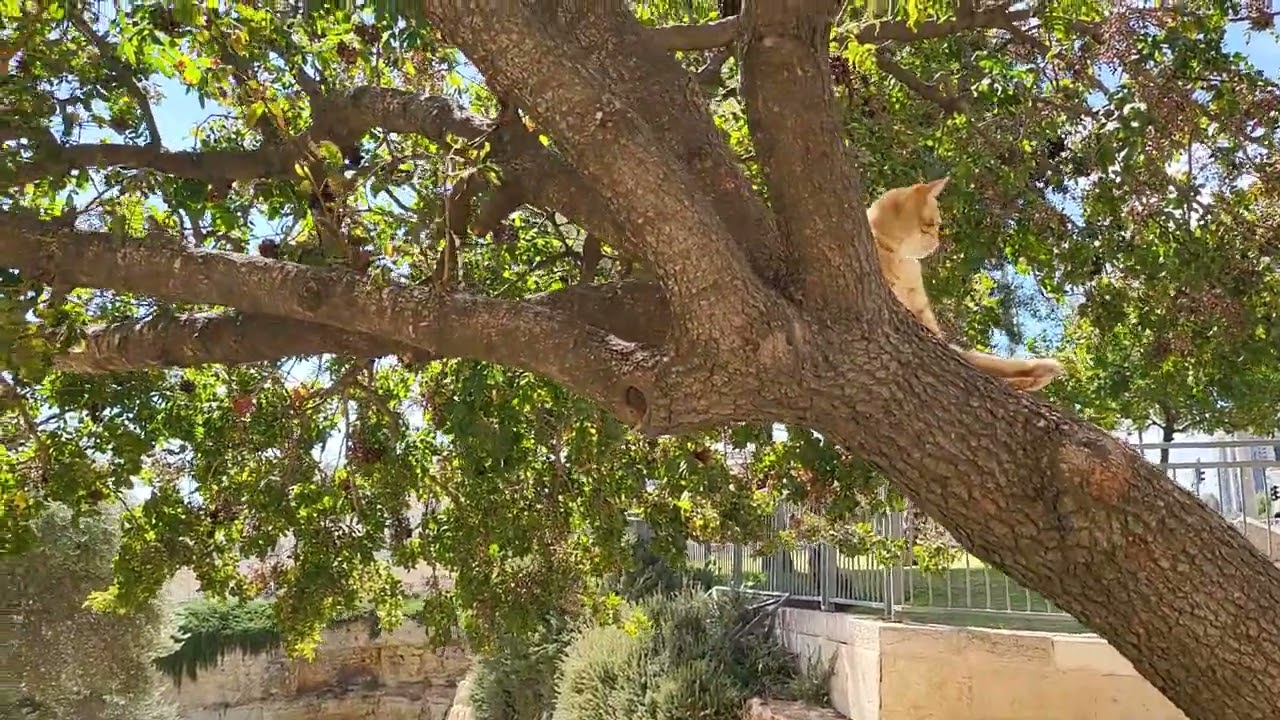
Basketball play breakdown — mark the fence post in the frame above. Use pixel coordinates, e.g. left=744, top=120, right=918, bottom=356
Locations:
left=819, top=542, right=835, bottom=611
left=770, top=503, right=788, bottom=594
left=731, top=542, right=744, bottom=587
left=882, top=511, right=906, bottom=618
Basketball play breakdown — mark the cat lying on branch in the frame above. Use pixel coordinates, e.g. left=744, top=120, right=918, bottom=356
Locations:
left=869, top=177, right=1063, bottom=392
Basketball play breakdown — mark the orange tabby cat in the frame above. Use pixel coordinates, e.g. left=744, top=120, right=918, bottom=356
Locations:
left=867, top=178, right=1063, bottom=392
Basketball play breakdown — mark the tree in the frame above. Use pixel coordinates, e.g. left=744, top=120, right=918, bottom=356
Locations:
left=3, top=502, right=178, bottom=720
left=2, top=2, right=1279, bottom=719
left=1050, top=182, right=1280, bottom=459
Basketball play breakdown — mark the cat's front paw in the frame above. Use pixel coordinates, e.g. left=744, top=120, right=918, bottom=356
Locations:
left=1011, top=359, right=1064, bottom=392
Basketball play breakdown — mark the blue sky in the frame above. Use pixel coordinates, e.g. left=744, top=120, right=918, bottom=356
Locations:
left=57, top=16, right=1280, bottom=495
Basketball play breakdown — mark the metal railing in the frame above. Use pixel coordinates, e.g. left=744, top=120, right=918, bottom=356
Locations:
left=661, top=436, right=1280, bottom=630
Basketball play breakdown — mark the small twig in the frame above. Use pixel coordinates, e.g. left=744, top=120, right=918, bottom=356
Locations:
left=695, top=47, right=733, bottom=90
left=579, top=234, right=603, bottom=286
left=308, top=363, right=364, bottom=404
left=355, top=383, right=403, bottom=446
left=875, top=50, right=969, bottom=115
left=69, top=14, right=162, bottom=147
left=269, top=43, right=325, bottom=100
left=182, top=208, right=206, bottom=246
left=0, top=378, right=49, bottom=470
left=434, top=167, right=482, bottom=289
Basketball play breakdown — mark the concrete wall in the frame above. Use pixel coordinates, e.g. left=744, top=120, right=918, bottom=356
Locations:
left=776, top=608, right=1186, bottom=720
left=166, top=620, right=469, bottom=720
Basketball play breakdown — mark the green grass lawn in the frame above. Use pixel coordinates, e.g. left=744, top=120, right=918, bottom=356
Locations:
left=701, top=546, right=1081, bottom=626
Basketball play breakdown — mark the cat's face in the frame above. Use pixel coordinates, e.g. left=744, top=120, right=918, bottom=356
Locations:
left=868, top=177, right=949, bottom=259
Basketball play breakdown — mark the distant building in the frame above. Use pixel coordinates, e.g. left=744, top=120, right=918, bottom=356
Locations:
left=1216, top=433, right=1280, bottom=518
left=1199, top=493, right=1221, bottom=513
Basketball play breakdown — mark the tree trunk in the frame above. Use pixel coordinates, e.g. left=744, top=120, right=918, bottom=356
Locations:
left=796, top=334, right=1280, bottom=720
left=1156, top=403, right=1180, bottom=466
left=1158, top=423, right=1174, bottom=467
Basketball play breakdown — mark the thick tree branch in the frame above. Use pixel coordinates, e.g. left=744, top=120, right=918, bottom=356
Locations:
left=549, top=6, right=789, bottom=293
left=1, top=85, right=627, bottom=263
left=52, top=313, right=434, bottom=373
left=739, top=0, right=884, bottom=314
left=423, top=3, right=779, bottom=350
left=799, top=322, right=1280, bottom=720
left=3, top=137, right=307, bottom=187
left=2, top=90, right=478, bottom=187
left=0, top=213, right=661, bottom=424
left=339, top=87, right=630, bottom=248
left=647, top=17, right=739, bottom=50
left=51, top=280, right=669, bottom=374
left=853, top=6, right=1035, bottom=44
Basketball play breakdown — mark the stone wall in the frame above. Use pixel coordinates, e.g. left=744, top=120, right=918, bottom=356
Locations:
left=165, top=621, right=469, bottom=720
left=163, top=563, right=453, bottom=605
left=776, top=608, right=1186, bottom=720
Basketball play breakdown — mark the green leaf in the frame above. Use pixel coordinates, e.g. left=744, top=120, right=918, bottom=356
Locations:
left=244, top=101, right=267, bottom=129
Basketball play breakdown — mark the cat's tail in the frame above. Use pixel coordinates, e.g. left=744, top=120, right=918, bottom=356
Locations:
left=952, top=347, right=1064, bottom=392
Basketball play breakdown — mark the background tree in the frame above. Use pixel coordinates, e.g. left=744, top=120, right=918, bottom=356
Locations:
left=2, top=502, right=178, bottom=720
left=2, top=2, right=1279, bottom=718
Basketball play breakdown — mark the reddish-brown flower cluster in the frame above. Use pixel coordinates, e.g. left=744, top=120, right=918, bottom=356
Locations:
left=828, top=54, right=853, bottom=87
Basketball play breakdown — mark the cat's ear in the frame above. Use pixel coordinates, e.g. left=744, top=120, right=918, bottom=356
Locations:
left=923, top=176, right=950, bottom=199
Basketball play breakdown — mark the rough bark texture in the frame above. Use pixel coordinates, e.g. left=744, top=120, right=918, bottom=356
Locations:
left=2, top=3, right=1279, bottom=718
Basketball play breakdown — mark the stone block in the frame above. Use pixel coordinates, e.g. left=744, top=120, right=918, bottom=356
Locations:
left=825, top=614, right=882, bottom=649
left=967, top=666, right=1093, bottom=720
left=879, top=653, right=972, bottom=720
left=880, top=622, right=960, bottom=658
left=779, top=608, right=828, bottom=637
left=744, top=697, right=847, bottom=720
left=957, top=626, right=1053, bottom=666
left=1089, top=674, right=1188, bottom=720
left=832, top=645, right=880, bottom=720
left=1051, top=635, right=1139, bottom=676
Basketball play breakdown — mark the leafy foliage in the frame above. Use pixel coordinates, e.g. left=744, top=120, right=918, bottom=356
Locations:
left=2, top=502, right=178, bottom=720
left=151, top=591, right=440, bottom=684
left=0, top=0, right=1277, bottom=657
left=152, top=599, right=282, bottom=685
left=605, top=529, right=727, bottom=602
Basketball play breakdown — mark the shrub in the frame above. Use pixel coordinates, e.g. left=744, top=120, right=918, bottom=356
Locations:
left=3, top=503, right=179, bottom=720
left=471, top=531, right=726, bottom=720
left=471, top=536, right=831, bottom=720
left=610, top=533, right=726, bottom=602
left=648, top=658, right=746, bottom=720
left=551, top=624, right=648, bottom=720
left=551, top=590, right=822, bottom=720
left=152, top=599, right=282, bottom=685
left=469, top=614, right=577, bottom=720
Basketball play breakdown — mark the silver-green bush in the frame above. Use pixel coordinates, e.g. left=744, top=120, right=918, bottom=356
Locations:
left=3, top=503, right=179, bottom=720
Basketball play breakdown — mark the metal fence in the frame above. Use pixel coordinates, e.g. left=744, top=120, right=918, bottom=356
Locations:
left=661, top=437, right=1280, bottom=630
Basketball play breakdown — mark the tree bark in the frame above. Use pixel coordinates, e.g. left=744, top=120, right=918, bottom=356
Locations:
left=785, top=323, right=1280, bottom=720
